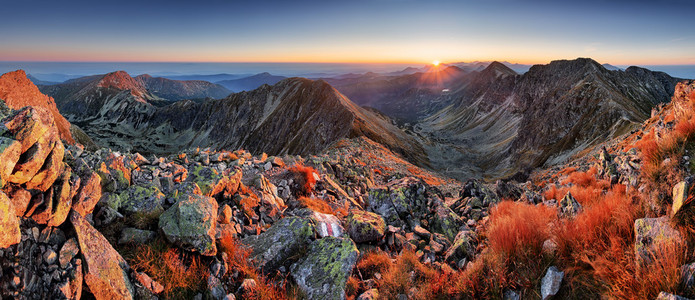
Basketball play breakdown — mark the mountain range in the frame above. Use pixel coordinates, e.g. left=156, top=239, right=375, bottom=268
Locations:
left=31, top=57, right=683, bottom=182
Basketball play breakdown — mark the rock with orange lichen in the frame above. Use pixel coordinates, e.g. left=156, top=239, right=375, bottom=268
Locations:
left=0, top=191, right=21, bottom=248
left=70, top=211, right=134, bottom=300
left=0, top=70, right=74, bottom=143
left=0, top=137, right=21, bottom=188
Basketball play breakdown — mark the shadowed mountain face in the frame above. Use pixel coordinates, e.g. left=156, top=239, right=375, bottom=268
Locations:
left=134, top=74, right=231, bottom=100
left=415, top=58, right=682, bottom=180
left=324, top=66, right=469, bottom=123
left=42, top=72, right=428, bottom=165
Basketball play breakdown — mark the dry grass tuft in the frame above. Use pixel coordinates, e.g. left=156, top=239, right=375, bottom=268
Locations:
left=288, top=163, right=318, bottom=195
left=127, top=238, right=209, bottom=299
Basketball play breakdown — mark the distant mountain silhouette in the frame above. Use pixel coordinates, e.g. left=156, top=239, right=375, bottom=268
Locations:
left=216, top=72, right=287, bottom=92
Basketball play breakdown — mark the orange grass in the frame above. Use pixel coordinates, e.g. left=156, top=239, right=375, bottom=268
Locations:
left=297, top=196, right=335, bottom=215
left=128, top=238, right=209, bottom=299
left=289, top=163, right=318, bottom=195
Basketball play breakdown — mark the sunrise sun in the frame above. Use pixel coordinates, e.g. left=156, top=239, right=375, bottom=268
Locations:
left=432, top=60, right=440, bottom=67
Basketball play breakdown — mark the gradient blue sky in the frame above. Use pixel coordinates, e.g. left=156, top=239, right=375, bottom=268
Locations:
left=1, top=0, right=693, bottom=64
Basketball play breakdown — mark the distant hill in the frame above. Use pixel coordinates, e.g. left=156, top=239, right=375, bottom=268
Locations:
left=27, top=74, right=61, bottom=86
left=216, top=72, right=287, bottom=92
left=161, top=73, right=248, bottom=82
left=40, top=71, right=231, bottom=104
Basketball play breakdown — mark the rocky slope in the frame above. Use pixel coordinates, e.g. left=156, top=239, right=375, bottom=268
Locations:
left=40, top=71, right=427, bottom=166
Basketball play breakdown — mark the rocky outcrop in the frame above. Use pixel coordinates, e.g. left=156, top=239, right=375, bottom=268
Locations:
left=0, top=70, right=74, bottom=143
left=634, top=216, right=685, bottom=268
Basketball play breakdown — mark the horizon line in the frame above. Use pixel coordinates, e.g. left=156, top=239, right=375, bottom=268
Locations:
left=2, top=59, right=694, bottom=67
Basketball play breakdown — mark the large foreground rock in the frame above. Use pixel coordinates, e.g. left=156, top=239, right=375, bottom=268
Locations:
left=70, top=211, right=134, bottom=300
left=159, top=193, right=218, bottom=255
left=290, top=237, right=359, bottom=300
left=0, top=191, right=21, bottom=247
left=242, top=216, right=315, bottom=272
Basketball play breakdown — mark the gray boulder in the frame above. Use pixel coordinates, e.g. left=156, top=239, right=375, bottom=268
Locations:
left=159, top=193, right=218, bottom=256
left=242, top=216, right=315, bottom=272
left=290, top=237, right=359, bottom=300
left=346, top=210, right=386, bottom=243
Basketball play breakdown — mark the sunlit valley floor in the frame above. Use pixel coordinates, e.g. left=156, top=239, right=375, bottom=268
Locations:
left=1, top=59, right=694, bottom=300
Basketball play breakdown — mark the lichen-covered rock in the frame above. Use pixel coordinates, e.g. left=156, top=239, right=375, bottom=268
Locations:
left=430, top=202, right=461, bottom=241
left=46, top=165, right=73, bottom=227
left=444, top=230, right=476, bottom=265
left=0, top=191, right=21, bottom=248
left=210, top=169, right=242, bottom=199
left=59, top=238, right=79, bottom=269
left=367, top=187, right=406, bottom=227
left=186, top=165, right=223, bottom=196
left=346, top=210, right=386, bottom=243
left=290, top=237, right=359, bottom=300
left=72, top=171, right=102, bottom=216
left=159, top=193, right=218, bottom=256
left=25, top=140, right=64, bottom=191
left=634, top=216, right=685, bottom=268
left=558, top=191, right=582, bottom=217
left=672, top=181, right=690, bottom=217
left=242, top=216, right=315, bottom=272
left=541, top=266, right=564, bottom=300
left=10, top=128, right=59, bottom=185
left=118, top=184, right=166, bottom=216
left=70, top=211, right=134, bottom=300
left=0, top=137, right=21, bottom=188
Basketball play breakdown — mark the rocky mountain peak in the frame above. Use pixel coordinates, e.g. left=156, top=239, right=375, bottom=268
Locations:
left=97, top=70, right=147, bottom=99
left=0, top=70, right=74, bottom=144
left=480, top=61, right=517, bottom=79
